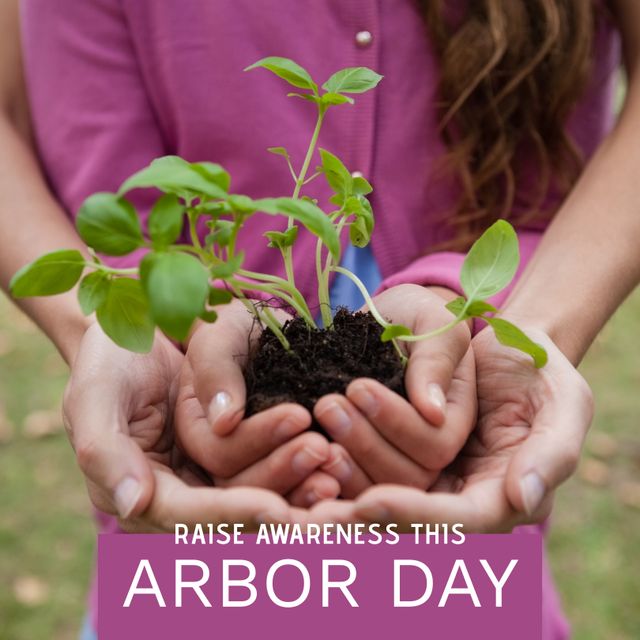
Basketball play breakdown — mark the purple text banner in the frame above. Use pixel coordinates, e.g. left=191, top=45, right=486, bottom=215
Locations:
left=99, top=531, right=542, bottom=639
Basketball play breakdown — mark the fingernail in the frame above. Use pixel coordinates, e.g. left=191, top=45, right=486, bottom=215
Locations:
left=356, top=500, right=391, bottom=523
left=427, top=383, right=446, bottom=415
left=114, top=477, right=142, bottom=519
left=292, top=447, right=326, bottom=474
left=305, top=490, right=321, bottom=506
left=273, top=417, right=303, bottom=442
left=208, top=391, right=231, bottom=426
left=349, top=383, right=379, bottom=418
left=324, top=455, right=352, bottom=483
left=316, top=402, right=351, bottom=438
left=520, top=471, right=546, bottom=515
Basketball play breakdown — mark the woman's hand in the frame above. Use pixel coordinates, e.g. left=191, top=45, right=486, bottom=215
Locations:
left=332, top=326, right=593, bottom=531
left=317, top=284, right=477, bottom=497
left=63, top=321, right=292, bottom=531
left=175, top=299, right=341, bottom=507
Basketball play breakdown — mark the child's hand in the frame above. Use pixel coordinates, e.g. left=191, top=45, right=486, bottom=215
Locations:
left=316, top=284, right=477, bottom=497
left=333, top=327, right=593, bottom=532
left=174, top=299, right=341, bottom=507
left=63, top=322, right=292, bottom=530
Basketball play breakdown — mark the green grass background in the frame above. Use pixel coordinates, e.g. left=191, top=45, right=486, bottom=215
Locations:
left=0, top=290, right=638, bottom=639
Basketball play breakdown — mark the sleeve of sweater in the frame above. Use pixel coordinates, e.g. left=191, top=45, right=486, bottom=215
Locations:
left=376, top=230, right=543, bottom=332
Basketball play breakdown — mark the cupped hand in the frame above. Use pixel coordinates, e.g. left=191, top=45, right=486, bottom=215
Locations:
left=337, top=325, right=593, bottom=532
left=175, top=299, right=341, bottom=507
left=317, top=284, right=477, bottom=497
left=63, top=321, right=293, bottom=531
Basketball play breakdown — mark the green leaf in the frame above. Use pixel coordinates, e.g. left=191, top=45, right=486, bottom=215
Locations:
left=77, top=271, right=110, bottom=315
left=208, top=220, right=235, bottom=248
left=344, top=195, right=374, bottom=247
left=10, top=249, right=85, bottom=297
left=267, top=147, right=291, bottom=160
left=149, top=194, right=185, bottom=247
left=381, top=324, right=413, bottom=342
left=352, top=176, right=373, bottom=196
left=460, top=220, right=519, bottom=301
left=227, top=194, right=257, bottom=214
left=95, top=278, right=154, bottom=353
left=322, top=67, right=383, bottom=94
left=118, top=156, right=228, bottom=199
left=199, top=309, right=218, bottom=323
left=287, top=92, right=321, bottom=103
left=140, top=252, right=209, bottom=341
left=76, top=193, right=144, bottom=256
left=190, top=162, right=231, bottom=193
left=208, top=287, right=233, bottom=306
left=466, top=300, right=498, bottom=316
left=319, top=148, right=353, bottom=197
left=253, top=197, right=341, bottom=261
left=445, top=296, right=467, bottom=317
left=210, top=253, right=244, bottom=279
left=245, top=57, right=317, bottom=92
left=484, top=317, right=548, bottom=368
left=265, top=225, right=299, bottom=250
left=321, top=92, right=354, bottom=105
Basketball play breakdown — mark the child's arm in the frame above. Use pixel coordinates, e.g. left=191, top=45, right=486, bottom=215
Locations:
left=502, top=0, right=640, bottom=364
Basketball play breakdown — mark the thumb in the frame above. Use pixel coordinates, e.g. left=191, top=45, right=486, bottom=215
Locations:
left=405, top=323, right=471, bottom=426
left=186, top=304, right=256, bottom=436
left=64, top=384, right=155, bottom=519
left=505, top=370, right=593, bottom=517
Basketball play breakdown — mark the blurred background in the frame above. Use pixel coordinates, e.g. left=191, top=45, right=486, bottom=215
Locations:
left=0, top=287, right=638, bottom=639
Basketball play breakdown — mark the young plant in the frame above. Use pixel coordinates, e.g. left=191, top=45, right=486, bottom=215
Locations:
left=9, top=56, right=547, bottom=369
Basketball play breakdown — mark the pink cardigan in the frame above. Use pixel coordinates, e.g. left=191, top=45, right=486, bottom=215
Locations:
left=20, top=1, right=620, bottom=636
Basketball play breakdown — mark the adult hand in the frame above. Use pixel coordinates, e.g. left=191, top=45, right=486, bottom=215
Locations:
left=175, top=299, right=340, bottom=508
left=317, top=284, right=476, bottom=498
left=340, top=326, right=593, bottom=531
left=63, top=321, right=292, bottom=531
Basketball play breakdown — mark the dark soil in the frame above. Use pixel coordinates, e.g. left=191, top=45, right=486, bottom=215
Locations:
left=244, top=308, right=406, bottom=428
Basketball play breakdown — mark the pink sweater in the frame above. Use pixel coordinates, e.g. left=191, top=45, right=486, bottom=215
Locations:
left=20, top=1, right=620, bottom=636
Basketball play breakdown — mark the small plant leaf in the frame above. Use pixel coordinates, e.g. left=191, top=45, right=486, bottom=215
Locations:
left=267, top=147, right=291, bottom=159
left=140, top=252, right=210, bottom=341
left=466, top=300, right=498, bottom=316
left=349, top=215, right=371, bottom=248
left=322, top=67, right=383, bottom=94
left=210, top=253, right=244, bottom=280
left=253, top=197, right=341, bottom=261
left=352, top=176, right=373, bottom=195
left=381, top=324, right=413, bottom=342
left=445, top=296, right=467, bottom=317
left=227, top=194, right=257, bottom=214
left=10, top=249, right=86, bottom=297
left=460, top=220, right=519, bottom=301
left=265, top=226, right=299, bottom=250
left=208, top=288, right=233, bottom=306
left=199, top=309, right=218, bottom=323
left=208, top=220, right=235, bottom=248
left=10, top=250, right=84, bottom=297
left=484, top=317, right=548, bottom=368
left=149, top=194, right=185, bottom=248
left=96, top=278, right=154, bottom=353
left=287, top=92, right=321, bottom=103
left=319, top=148, right=353, bottom=197
left=76, top=193, right=144, bottom=256
left=245, top=57, right=317, bottom=92
left=77, top=271, right=110, bottom=315
left=118, top=156, right=228, bottom=199
left=190, top=162, right=231, bottom=192
left=321, top=92, right=354, bottom=105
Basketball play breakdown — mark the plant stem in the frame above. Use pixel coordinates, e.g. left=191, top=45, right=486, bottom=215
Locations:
left=282, top=105, right=327, bottom=291
left=315, top=237, right=333, bottom=328
left=395, top=317, right=464, bottom=342
left=330, top=266, right=388, bottom=328
left=84, top=262, right=137, bottom=276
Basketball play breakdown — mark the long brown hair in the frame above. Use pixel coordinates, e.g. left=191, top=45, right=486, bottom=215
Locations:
left=420, top=0, right=597, bottom=249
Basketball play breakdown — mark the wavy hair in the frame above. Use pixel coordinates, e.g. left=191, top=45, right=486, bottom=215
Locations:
left=419, top=0, right=597, bottom=249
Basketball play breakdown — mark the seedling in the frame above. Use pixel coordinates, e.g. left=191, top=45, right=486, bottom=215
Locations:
left=9, top=57, right=547, bottom=369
